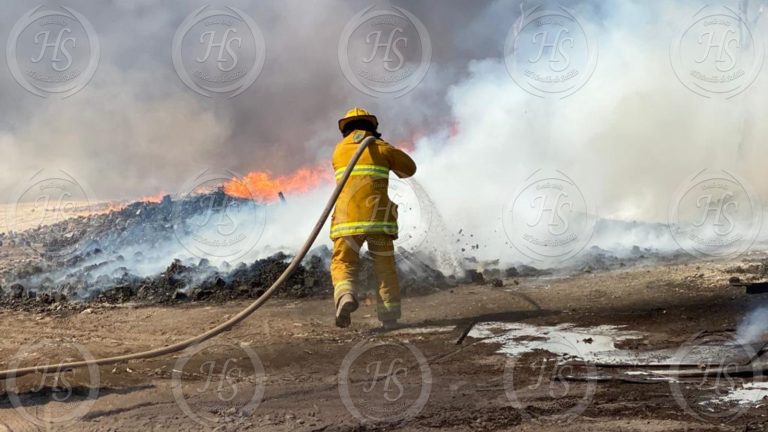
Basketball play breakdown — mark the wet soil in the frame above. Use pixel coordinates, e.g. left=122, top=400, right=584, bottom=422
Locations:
left=0, top=256, right=768, bottom=430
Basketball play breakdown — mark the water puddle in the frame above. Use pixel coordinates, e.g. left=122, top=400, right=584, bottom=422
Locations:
left=710, top=382, right=768, bottom=405
left=468, top=322, right=645, bottom=362
left=468, top=322, right=759, bottom=367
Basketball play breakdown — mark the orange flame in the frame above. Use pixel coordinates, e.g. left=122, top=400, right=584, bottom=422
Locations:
left=140, top=193, right=165, bottom=203
left=224, top=163, right=332, bottom=202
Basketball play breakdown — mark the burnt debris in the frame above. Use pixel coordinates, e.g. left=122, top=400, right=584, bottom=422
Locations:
left=0, top=190, right=451, bottom=310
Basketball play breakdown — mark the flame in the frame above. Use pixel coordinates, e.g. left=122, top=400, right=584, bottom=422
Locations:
left=140, top=193, right=165, bottom=203
left=223, top=133, right=424, bottom=203
left=224, top=163, right=332, bottom=202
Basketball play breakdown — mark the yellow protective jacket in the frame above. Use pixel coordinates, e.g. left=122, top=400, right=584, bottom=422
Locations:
left=330, top=130, right=417, bottom=240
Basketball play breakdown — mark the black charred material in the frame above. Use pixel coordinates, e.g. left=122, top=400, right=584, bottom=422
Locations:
left=90, top=253, right=336, bottom=305
left=0, top=190, right=452, bottom=310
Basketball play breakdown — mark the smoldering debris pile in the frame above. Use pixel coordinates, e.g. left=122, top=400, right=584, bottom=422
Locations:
left=1, top=253, right=333, bottom=312
left=0, top=190, right=452, bottom=311
left=98, top=252, right=333, bottom=304
left=6, top=190, right=242, bottom=264
left=572, top=245, right=689, bottom=273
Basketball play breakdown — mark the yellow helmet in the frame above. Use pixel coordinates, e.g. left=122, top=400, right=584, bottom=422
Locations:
left=338, top=107, right=378, bottom=132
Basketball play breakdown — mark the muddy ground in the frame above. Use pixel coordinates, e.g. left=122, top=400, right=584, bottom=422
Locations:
left=0, top=256, right=767, bottom=431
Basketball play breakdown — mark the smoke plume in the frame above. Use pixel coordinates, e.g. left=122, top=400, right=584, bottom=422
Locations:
left=2, top=0, right=768, bottom=268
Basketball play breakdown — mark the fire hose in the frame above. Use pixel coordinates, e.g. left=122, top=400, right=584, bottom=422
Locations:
left=0, top=136, right=377, bottom=380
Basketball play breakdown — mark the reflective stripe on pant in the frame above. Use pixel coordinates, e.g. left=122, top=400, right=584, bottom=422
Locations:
left=330, top=234, right=401, bottom=322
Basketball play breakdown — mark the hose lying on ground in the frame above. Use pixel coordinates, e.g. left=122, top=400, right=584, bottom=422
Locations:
left=0, top=136, right=377, bottom=380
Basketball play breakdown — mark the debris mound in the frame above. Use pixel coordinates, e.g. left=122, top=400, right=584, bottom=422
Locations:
left=0, top=191, right=452, bottom=311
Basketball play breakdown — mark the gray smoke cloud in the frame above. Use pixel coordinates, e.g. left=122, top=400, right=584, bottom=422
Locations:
left=2, top=0, right=768, bottom=268
left=0, top=0, right=505, bottom=202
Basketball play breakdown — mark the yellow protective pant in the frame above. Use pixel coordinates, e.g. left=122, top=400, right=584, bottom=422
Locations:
left=331, top=234, right=401, bottom=322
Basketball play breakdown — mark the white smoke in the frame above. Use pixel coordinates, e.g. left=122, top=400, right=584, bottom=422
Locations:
left=408, top=0, right=768, bottom=265
left=737, top=306, right=768, bottom=343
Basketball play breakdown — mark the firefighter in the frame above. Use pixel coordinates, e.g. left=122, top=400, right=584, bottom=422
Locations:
left=331, top=108, right=417, bottom=329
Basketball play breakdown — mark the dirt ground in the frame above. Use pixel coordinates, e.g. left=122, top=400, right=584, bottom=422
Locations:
left=1, top=256, right=768, bottom=431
